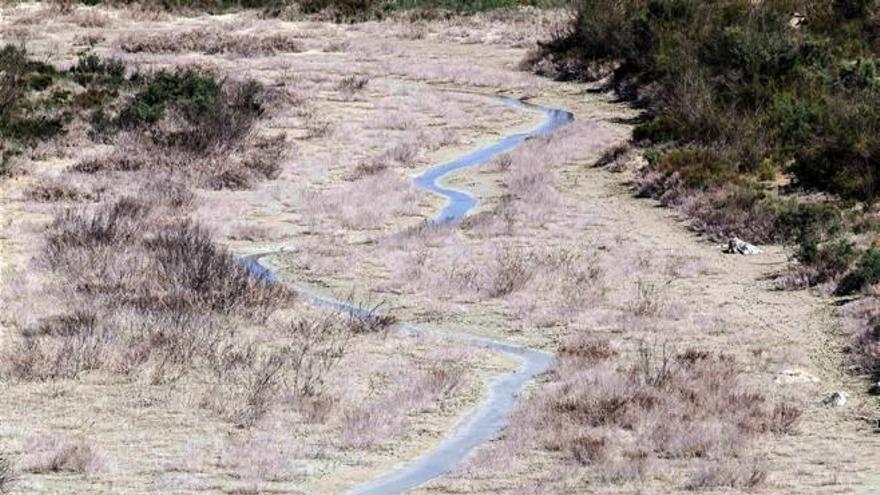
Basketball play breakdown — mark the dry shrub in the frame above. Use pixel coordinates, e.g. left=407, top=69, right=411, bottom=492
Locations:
left=348, top=160, right=388, bottom=180
left=72, top=8, right=109, bottom=28
left=138, top=177, right=195, bottom=211
left=488, top=247, right=534, bottom=297
left=687, top=458, right=769, bottom=491
left=25, top=176, right=101, bottom=203
left=119, top=29, right=302, bottom=56
left=533, top=339, right=800, bottom=488
left=558, top=335, right=616, bottom=361
left=322, top=40, right=349, bottom=52
left=379, top=141, right=418, bottom=167
left=337, top=363, right=465, bottom=449
left=841, top=298, right=880, bottom=378
left=628, top=278, right=666, bottom=317
left=23, top=435, right=104, bottom=474
left=4, top=198, right=291, bottom=382
left=300, top=108, right=333, bottom=139
left=76, top=114, right=285, bottom=192
left=337, top=74, right=369, bottom=99
left=203, top=307, right=388, bottom=428
left=0, top=452, right=14, bottom=495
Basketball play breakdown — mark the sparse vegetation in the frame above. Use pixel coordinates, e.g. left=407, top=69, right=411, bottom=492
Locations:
left=119, top=29, right=303, bottom=55
left=0, top=452, right=14, bottom=495
left=530, top=339, right=798, bottom=489
left=23, top=436, right=104, bottom=475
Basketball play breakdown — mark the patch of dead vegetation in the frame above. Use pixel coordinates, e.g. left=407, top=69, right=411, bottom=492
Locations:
left=119, top=28, right=303, bottom=56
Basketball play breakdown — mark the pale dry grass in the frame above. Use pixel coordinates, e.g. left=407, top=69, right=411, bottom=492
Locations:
left=119, top=28, right=303, bottom=56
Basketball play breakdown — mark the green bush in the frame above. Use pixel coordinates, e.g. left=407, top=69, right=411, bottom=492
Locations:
left=837, top=248, right=880, bottom=295
left=657, top=147, right=736, bottom=190
left=543, top=0, right=880, bottom=202
left=116, top=70, right=223, bottom=128
left=70, top=52, right=126, bottom=88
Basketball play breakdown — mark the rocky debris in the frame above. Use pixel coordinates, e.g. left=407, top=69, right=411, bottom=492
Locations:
left=775, top=368, right=820, bottom=385
left=724, top=238, right=761, bottom=255
left=823, top=391, right=848, bottom=407
left=869, top=382, right=880, bottom=395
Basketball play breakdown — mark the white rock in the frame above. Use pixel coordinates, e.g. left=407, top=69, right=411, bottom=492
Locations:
left=724, top=237, right=761, bottom=255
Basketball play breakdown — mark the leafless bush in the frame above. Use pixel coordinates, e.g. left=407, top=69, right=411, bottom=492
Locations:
left=138, top=177, right=194, bottom=210
left=493, top=153, right=513, bottom=172
left=687, top=458, right=769, bottom=490
left=629, top=278, right=666, bottom=317
left=72, top=8, right=109, bottom=28
left=381, top=141, right=418, bottom=167
left=770, top=402, right=803, bottom=434
left=338, top=362, right=465, bottom=449
left=119, top=29, right=302, bottom=56
left=25, top=176, right=101, bottom=203
left=203, top=310, right=368, bottom=427
left=322, top=40, right=349, bottom=52
left=4, top=199, right=291, bottom=382
left=337, top=75, right=369, bottom=99
left=488, top=248, right=534, bottom=297
left=569, top=433, right=607, bottom=465
left=301, top=109, right=333, bottom=139
left=530, top=338, right=800, bottom=488
left=344, top=299, right=398, bottom=334
left=348, top=160, right=388, bottom=180
left=23, top=435, right=104, bottom=474
left=0, top=452, right=15, bottom=495
left=558, top=335, right=617, bottom=361
left=593, top=143, right=629, bottom=168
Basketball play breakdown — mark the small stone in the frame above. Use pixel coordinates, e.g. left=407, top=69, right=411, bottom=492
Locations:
left=724, top=237, right=761, bottom=255
left=823, top=391, right=848, bottom=407
left=869, top=382, right=880, bottom=395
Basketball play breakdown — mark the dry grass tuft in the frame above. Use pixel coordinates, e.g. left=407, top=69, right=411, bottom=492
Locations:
left=337, top=362, right=465, bottom=449
left=72, top=8, right=109, bottom=28
left=119, top=29, right=302, bottom=56
left=337, top=74, right=369, bottom=99
left=0, top=452, right=14, bottom=495
left=4, top=198, right=292, bottom=382
left=25, top=176, right=102, bottom=203
left=23, top=435, right=104, bottom=475
left=687, top=458, right=769, bottom=491
left=518, top=338, right=800, bottom=489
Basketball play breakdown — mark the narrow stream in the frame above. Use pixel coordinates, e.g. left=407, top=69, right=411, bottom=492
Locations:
left=244, top=96, right=573, bottom=494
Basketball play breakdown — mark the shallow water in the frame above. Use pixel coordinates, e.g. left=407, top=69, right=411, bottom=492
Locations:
left=243, top=96, right=573, bottom=494
left=415, top=98, right=573, bottom=224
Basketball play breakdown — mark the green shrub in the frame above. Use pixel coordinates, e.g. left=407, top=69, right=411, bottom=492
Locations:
left=543, top=0, right=880, bottom=203
left=116, top=70, right=223, bottom=128
left=657, top=147, right=735, bottom=190
left=70, top=52, right=126, bottom=88
left=1, top=45, right=68, bottom=172
left=837, top=248, right=880, bottom=295
left=775, top=202, right=842, bottom=244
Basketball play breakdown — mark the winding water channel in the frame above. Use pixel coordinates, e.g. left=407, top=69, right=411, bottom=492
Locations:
left=245, top=96, right=573, bottom=494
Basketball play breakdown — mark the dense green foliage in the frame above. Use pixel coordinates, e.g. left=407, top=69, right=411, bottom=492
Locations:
left=0, top=45, right=264, bottom=175
left=0, top=45, right=69, bottom=176
left=545, top=0, right=880, bottom=202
